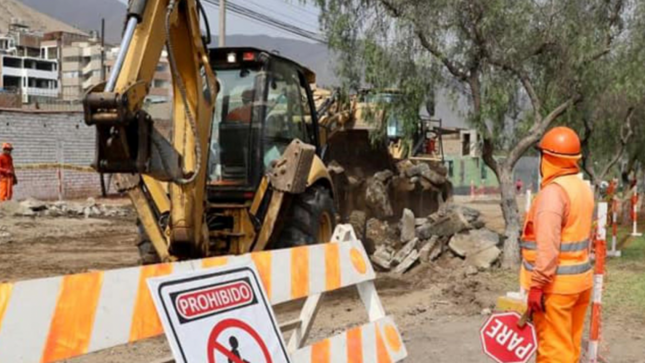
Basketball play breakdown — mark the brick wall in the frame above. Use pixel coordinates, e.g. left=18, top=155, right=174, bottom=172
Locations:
left=0, top=109, right=102, bottom=200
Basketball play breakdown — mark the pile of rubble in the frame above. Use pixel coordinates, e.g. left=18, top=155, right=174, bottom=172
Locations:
left=329, top=158, right=451, bottom=221
left=0, top=198, right=132, bottom=219
left=351, top=202, right=502, bottom=275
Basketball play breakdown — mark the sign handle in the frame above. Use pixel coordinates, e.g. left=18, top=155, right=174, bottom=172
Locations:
left=517, top=310, right=532, bottom=329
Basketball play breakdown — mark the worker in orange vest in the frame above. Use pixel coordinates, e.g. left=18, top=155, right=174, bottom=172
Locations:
left=0, top=142, right=16, bottom=201
left=520, top=127, right=594, bottom=363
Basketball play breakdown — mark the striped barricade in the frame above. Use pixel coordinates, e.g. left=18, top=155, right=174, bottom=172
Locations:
left=0, top=224, right=406, bottom=363
left=588, top=202, right=607, bottom=362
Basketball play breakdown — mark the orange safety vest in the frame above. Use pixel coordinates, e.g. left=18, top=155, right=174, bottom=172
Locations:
left=520, top=174, right=594, bottom=294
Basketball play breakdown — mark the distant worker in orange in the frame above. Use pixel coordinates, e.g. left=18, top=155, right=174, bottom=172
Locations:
left=0, top=142, right=16, bottom=201
left=520, top=127, right=594, bottom=363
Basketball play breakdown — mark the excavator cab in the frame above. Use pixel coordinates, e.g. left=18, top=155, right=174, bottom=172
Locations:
left=198, top=47, right=335, bottom=257
left=206, top=47, right=322, bottom=203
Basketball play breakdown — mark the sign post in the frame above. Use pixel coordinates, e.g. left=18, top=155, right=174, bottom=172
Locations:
left=480, top=312, right=537, bottom=363
left=148, top=261, right=291, bottom=363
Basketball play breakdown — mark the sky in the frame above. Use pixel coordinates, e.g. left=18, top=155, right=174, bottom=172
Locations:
left=117, top=0, right=322, bottom=42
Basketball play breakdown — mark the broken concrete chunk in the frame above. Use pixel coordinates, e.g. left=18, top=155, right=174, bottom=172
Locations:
left=415, top=218, right=428, bottom=226
left=373, top=170, right=394, bottom=183
left=20, top=198, right=47, bottom=211
left=366, top=218, right=389, bottom=249
left=393, top=238, right=418, bottom=265
left=448, top=229, right=499, bottom=258
left=448, top=228, right=501, bottom=269
left=365, top=178, right=393, bottom=218
left=419, top=237, right=438, bottom=262
left=394, top=249, right=420, bottom=274
left=400, top=208, right=416, bottom=242
left=396, top=159, right=415, bottom=176
left=0, top=201, right=33, bottom=216
left=466, top=246, right=501, bottom=269
left=416, top=162, right=447, bottom=186
left=370, top=254, right=392, bottom=271
left=349, top=210, right=367, bottom=244
left=465, top=265, right=479, bottom=276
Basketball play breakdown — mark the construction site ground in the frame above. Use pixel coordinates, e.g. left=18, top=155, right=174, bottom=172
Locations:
left=1, top=196, right=643, bottom=363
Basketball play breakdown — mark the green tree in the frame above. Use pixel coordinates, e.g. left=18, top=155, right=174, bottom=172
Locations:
left=313, top=0, right=627, bottom=267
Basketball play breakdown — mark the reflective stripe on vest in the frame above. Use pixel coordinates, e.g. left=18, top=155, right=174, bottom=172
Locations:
left=521, top=239, right=589, bottom=252
left=523, top=260, right=592, bottom=275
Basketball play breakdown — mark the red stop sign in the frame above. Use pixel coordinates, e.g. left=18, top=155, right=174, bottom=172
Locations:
left=480, top=312, right=537, bottom=363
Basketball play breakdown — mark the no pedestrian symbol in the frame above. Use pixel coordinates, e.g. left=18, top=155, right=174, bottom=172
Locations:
left=208, top=319, right=271, bottom=363
left=147, top=262, right=291, bottom=363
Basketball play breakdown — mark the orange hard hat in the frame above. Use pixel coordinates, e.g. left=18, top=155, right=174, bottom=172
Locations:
left=1, top=142, right=12, bottom=150
left=537, top=126, right=581, bottom=157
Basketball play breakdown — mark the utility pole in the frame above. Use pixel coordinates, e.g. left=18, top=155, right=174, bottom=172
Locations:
left=100, top=18, right=106, bottom=82
left=219, top=0, right=226, bottom=46
left=99, top=17, right=108, bottom=197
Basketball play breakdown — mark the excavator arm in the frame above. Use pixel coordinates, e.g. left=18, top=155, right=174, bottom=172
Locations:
left=83, top=0, right=217, bottom=260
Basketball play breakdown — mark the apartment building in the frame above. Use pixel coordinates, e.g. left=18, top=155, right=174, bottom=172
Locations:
left=61, top=42, right=172, bottom=101
left=0, top=20, right=60, bottom=103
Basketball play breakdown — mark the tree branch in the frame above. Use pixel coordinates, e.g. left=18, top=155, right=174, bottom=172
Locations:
left=581, top=114, right=597, bottom=183
left=582, top=0, right=625, bottom=64
left=506, top=95, right=580, bottom=167
left=487, top=58, right=543, bottom=119
left=378, top=0, right=470, bottom=81
left=598, top=107, right=634, bottom=180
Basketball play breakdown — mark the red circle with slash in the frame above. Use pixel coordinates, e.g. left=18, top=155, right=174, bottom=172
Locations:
left=207, top=318, right=272, bottom=363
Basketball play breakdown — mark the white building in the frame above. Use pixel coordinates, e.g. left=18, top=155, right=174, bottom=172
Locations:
left=0, top=56, right=59, bottom=103
left=0, top=21, right=60, bottom=103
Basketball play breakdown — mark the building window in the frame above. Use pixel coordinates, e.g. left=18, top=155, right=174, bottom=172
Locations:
left=3, top=75, right=21, bottom=89
left=445, top=160, right=454, bottom=178
left=64, top=56, right=82, bottom=63
left=480, top=159, right=488, bottom=180
left=3, top=57, right=22, bottom=68
left=63, top=71, right=80, bottom=78
left=462, top=132, right=471, bottom=156
left=153, top=79, right=170, bottom=88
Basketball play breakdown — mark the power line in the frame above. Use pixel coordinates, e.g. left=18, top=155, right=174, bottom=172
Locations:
left=240, top=0, right=319, bottom=31
left=280, top=0, right=320, bottom=18
left=207, top=0, right=324, bottom=42
left=202, top=0, right=326, bottom=44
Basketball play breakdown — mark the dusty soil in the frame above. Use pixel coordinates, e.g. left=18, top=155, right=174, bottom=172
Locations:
left=1, top=197, right=643, bottom=362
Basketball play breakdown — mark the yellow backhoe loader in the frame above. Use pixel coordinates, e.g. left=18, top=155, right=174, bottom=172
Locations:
left=83, top=0, right=335, bottom=263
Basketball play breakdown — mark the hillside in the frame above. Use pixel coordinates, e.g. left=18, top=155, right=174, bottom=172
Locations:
left=18, top=0, right=124, bottom=42
left=17, top=0, right=338, bottom=85
left=0, top=0, right=84, bottom=35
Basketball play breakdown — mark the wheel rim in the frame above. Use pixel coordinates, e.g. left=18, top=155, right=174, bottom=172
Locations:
left=317, top=211, right=333, bottom=243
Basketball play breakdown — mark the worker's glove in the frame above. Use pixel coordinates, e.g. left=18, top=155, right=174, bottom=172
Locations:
left=527, top=287, right=545, bottom=314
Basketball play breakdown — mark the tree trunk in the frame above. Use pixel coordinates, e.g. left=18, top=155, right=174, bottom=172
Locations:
left=498, top=165, right=522, bottom=268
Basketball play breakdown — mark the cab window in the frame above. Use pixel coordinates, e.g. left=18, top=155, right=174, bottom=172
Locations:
left=263, top=61, right=308, bottom=168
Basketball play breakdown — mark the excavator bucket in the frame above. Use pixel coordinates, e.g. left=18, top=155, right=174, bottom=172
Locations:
left=316, top=87, right=451, bottom=222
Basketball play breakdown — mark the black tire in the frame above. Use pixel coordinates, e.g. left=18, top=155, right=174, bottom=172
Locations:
left=136, top=220, right=161, bottom=265
left=275, top=185, right=336, bottom=249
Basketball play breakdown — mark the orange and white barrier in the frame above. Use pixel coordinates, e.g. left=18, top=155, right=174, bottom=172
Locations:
left=631, top=186, right=642, bottom=237
left=291, top=316, right=406, bottom=363
left=524, top=189, right=532, bottom=221
left=588, top=202, right=608, bottom=362
left=0, top=225, right=406, bottom=363
left=470, top=180, right=476, bottom=200
left=608, top=198, right=621, bottom=257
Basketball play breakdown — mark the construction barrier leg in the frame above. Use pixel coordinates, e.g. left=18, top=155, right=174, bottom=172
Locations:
left=588, top=202, right=608, bottom=363
left=607, top=200, right=621, bottom=257
left=631, top=186, right=642, bottom=237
